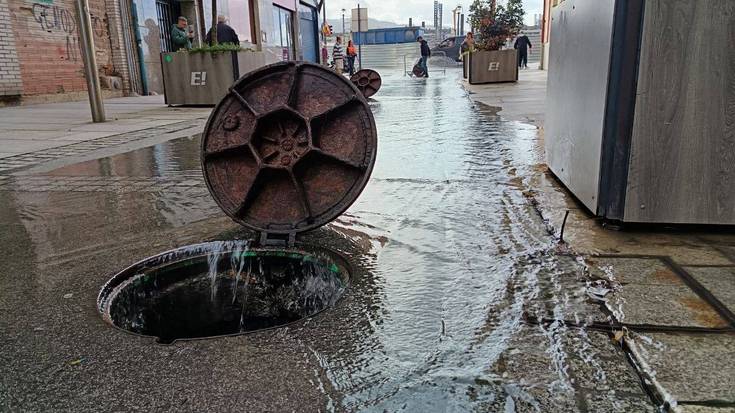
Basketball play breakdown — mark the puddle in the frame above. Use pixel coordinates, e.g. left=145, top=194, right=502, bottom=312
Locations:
left=98, top=241, right=350, bottom=344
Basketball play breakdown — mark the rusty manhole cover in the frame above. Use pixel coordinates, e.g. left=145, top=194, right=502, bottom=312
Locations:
left=350, top=69, right=382, bottom=98
left=201, top=62, right=377, bottom=234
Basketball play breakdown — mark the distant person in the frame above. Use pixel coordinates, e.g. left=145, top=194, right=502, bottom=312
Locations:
left=514, top=33, right=532, bottom=69
left=346, top=40, right=357, bottom=76
left=333, top=36, right=344, bottom=74
left=417, top=36, right=430, bottom=78
left=460, top=31, right=474, bottom=60
left=205, top=15, right=239, bottom=45
left=321, top=45, right=329, bottom=66
left=171, top=16, right=193, bottom=50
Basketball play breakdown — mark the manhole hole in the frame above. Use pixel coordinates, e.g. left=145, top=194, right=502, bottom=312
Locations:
left=98, top=242, right=350, bottom=344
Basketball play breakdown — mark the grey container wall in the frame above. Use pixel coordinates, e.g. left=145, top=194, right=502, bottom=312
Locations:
left=545, top=0, right=735, bottom=225
left=161, top=51, right=266, bottom=105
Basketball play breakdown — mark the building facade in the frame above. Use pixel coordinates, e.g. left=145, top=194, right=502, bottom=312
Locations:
left=0, top=0, right=321, bottom=102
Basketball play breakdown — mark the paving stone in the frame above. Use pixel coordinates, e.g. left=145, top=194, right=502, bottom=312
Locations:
left=496, top=326, right=655, bottom=412
left=715, top=246, right=735, bottom=264
left=586, top=257, right=729, bottom=327
left=677, top=406, right=735, bottom=413
left=684, top=266, right=735, bottom=311
left=626, top=332, right=735, bottom=404
left=588, top=257, right=683, bottom=285
left=608, top=284, right=729, bottom=328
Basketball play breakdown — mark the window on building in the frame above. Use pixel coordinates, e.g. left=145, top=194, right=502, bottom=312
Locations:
left=201, top=0, right=254, bottom=44
left=272, top=5, right=294, bottom=60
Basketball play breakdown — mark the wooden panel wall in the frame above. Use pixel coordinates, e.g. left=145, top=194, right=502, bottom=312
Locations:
left=624, top=0, right=735, bottom=224
left=468, top=50, right=518, bottom=84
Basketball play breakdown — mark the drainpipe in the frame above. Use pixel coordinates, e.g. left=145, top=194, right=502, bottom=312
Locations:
left=130, top=2, right=149, bottom=95
left=252, top=0, right=262, bottom=51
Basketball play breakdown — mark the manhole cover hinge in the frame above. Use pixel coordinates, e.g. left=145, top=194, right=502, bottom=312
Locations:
left=259, top=231, right=296, bottom=248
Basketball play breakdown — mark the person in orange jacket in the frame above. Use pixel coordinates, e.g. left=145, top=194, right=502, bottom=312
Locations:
left=346, top=40, right=358, bottom=76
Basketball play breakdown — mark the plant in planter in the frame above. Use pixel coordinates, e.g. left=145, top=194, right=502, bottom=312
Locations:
left=466, top=0, right=525, bottom=84
left=162, top=38, right=264, bottom=105
left=469, top=0, right=525, bottom=51
left=188, top=43, right=247, bottom=54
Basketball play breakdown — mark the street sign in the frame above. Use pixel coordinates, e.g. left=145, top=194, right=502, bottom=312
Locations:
left=351, top=7, right=368, bottom=32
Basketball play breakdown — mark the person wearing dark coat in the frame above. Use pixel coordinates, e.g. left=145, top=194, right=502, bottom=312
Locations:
left=205, top=15, right=240, bottom=45
left=514, top=34, right=532, bottom=69
left=417, top=36, right=431, bottom=78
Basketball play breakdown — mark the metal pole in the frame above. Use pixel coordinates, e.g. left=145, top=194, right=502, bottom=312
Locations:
left=75, top=0, right=105, bottom=122
left=342, top=9, right=345, bottom=37
left=322, top=0, right=327, bottom=64
left=357, top=4, right=362, bottom=70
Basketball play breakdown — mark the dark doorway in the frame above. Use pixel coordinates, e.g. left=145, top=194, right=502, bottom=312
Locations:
left=298, top=3, right=319, bottom=63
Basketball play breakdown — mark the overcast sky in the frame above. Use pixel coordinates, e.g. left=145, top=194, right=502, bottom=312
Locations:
left=325, top=0, right=544, bottom=28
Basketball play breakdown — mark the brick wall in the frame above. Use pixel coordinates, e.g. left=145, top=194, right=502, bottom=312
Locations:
left=8, top=0, right=115, bottom=96
left=104, top=0, right=129, bottom=92
left=0, top=0, right=22, bottom=96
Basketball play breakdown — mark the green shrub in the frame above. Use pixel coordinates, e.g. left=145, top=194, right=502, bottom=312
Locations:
left=187, top=43, right=253, bottom=54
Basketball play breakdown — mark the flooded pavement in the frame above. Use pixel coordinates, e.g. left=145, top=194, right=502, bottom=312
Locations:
left=0, top=69, right=656, bottom=411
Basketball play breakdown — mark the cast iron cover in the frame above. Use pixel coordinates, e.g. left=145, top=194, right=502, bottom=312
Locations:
left=201, top=62, right=377, bottom=235
left=350, top=69, right=382, bottom=98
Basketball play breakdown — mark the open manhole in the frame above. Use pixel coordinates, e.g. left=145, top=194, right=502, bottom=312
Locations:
left=99, top=62, right=376, bottom=343
left=98, top=242, right=350, bottom=344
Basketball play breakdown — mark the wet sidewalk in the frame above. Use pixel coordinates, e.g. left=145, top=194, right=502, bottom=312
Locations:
left=463, top=68, right=735, bottom=412
left=0, top=96, right=210, bottom=172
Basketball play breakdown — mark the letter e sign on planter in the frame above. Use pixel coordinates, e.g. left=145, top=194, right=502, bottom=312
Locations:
left=488, top=62, right=500, bottom=71
left=191, top=72, right=207, bottom=86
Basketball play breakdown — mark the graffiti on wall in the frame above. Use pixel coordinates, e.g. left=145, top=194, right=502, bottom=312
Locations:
left=29, top=2, right=110, bottom=63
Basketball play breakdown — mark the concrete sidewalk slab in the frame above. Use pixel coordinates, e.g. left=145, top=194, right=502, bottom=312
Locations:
left=463, top=69, right=548, bottom=126
left=684, top=266, right=735, bottom=310
left=627, top=332, right=735, bottom=405
left=0, top=139, right=71, bottom=154
left=0, top=95, right=211, bottom=158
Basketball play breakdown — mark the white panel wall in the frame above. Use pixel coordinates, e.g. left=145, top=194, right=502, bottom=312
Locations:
left=544, top=0, right=616, bottom=211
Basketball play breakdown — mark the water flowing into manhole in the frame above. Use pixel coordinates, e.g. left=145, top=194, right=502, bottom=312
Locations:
left=98, top=242, right=350, bottom=344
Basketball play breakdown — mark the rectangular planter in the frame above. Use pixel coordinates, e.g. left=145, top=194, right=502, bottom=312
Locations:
left=161, top=50, right=266, bottom=105
left=468, top=49, right=518, bottom=84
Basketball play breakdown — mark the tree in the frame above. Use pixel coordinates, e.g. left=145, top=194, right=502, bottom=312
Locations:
left=502, top=0, right=525, bottom=36
left=467, top=0, right=525, bottom=51
left=468, top=0, right=488, bottom=33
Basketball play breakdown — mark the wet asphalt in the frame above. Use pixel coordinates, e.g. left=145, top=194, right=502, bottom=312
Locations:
left=0, top=69, right=655, bottom=412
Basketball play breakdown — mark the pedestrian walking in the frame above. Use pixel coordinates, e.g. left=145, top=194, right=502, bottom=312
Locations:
left=417, top=36, right=430, bottom=78
left=514, top=33, right=532, bottom=69
left=333, top=36, right=345, bottom=74
left=346, top=40, right=357, bottom=76
left=171, top=16, right=194, bottom=51
left=205, top=15, right=240, bottom=45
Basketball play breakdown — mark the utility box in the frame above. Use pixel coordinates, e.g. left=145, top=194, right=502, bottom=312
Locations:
left=545, top=0, right=735, bottom=225
left=161, top=50, right=266, bottom=105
